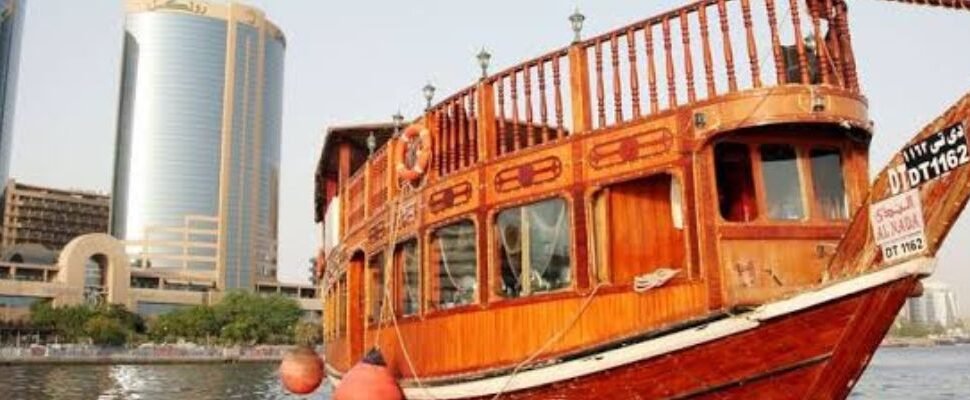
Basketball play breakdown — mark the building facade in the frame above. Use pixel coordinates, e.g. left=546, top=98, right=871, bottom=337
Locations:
left=0, top=233, right=320, bottom=322
left=905, top=281, right=961, bottom=327
left=112, top=0, right=284, bottom=291
left=0, top=179, right=110, bottom=252
left=0, top=0, right=26, bottom=194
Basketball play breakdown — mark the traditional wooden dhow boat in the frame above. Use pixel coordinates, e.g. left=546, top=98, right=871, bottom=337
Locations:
left=311, top=0, right=970, bottom=398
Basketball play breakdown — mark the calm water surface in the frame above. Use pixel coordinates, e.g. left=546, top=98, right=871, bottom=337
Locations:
left=1, top=346, right=968, bottom=399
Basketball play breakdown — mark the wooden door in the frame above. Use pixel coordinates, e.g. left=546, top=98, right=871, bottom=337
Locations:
left=606, top=175, right=685, bottom=283
left=348, top=252, right=365, bottom=362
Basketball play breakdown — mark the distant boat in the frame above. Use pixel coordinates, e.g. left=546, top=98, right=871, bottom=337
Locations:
left=313, top=0, right=970, bottom=398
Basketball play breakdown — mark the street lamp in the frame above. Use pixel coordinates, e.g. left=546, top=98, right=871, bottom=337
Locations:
left=366, top=131, right=376, bottom=156
left=422, top=82, right=436, bottom=110
left=569, top=7, right=586, bottom=43
left=477, top=47, right=492, bottom=79
left=392, top=111, right=405, bottom=136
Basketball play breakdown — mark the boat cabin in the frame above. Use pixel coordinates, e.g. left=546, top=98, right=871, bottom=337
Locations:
left=314, top=0, right=872, bottom=380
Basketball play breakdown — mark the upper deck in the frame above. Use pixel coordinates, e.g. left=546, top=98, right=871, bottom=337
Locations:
left=316, top=0, right=868, bottom=245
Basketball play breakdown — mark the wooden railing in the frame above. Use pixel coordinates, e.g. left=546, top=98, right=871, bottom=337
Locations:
left=340, top=0, right=860, bottom=233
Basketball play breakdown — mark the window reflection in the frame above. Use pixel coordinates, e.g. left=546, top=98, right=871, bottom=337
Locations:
left=431, top=220, right=477, bottom=309
left=715, top=143, right=758, bottom=222
left=810, top=148, right=849, bottom=220
left=760, top=144, right=806, bottom=221
left=495, top=198, right=571, bottom=298
left=367, top=253, right=385, bottom=325
left=396, top=240, right=420, bottom=316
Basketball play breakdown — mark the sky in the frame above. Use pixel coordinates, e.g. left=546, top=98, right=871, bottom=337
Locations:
left=9, top=1, right=970, bottom=311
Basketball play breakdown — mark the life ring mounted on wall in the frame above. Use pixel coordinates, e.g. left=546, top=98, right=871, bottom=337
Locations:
left=395, top=123, right=432, bottom=185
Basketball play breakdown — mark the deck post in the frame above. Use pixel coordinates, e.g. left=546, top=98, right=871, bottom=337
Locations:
left=568, top=45, right=593, bottom=134
left=338, top=141, right=352, bottom=237
left=476, top=81, right=497, bottom=161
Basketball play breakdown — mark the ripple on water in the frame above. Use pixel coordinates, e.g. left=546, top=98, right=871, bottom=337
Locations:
left=1, top=345, right=969, bottom=399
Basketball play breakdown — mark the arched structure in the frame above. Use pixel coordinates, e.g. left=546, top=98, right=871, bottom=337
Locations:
left=56, top=233, right=130, bottom=307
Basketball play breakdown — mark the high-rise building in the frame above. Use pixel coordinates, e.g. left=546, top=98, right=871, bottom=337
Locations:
left=0, top=0, right=26, bottom=193
left=112, top=0, right=284, bottom=290
left=905, top=281, right=961, bottom=327
left=0, top=179, right=110, bottom=252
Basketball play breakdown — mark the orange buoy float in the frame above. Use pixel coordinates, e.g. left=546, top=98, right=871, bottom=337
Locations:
left=334, top=348, right=403, bottom=400
left=395, top=123, right=432, bottom=183
left=279, top=346, right=325, bottom=395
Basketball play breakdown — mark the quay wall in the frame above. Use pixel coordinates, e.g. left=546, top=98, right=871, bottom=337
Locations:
left=0, top=344, right=306, bottom=365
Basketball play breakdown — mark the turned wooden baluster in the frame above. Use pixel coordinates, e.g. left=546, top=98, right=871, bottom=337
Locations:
left=538, top=60, right=550, bottom=142
left=524, top=64, right=535, bottom=147
left=436, top=111, right=445, bottom=176
left=511, top=70, right=520, bottom=151
left=740, top=0, right=762, bottom=88
left=825, top=0, right=846, bottom=88
left=441, top=108, right=451, bottom=175
left=552, top=55, right=564, bottom=139
left=497, top=77, right=508, bottom=155
left=809, top=0, right=831, bottom=85
left=456, top=100, right=467, bottom=169
left=468, top=89, right=478, bottom=164
left=595, top=40, right=606, bottom=127
left=835, top=1, right=858, bottom=91
left=765, top=0, right=786, bottom=84
left=698, top=6, right=716, bottom=97
left=627, top=27, right=641, bottom=119
left=717, top=0, right=738, bottom=92
left=680, top=10, right=696, bottom=103
left=789, top=0, right=810, bottom=84
left=644, top=24, right=659, bottom=114
left=610, top=33, right=623, bottom=122
left=662, top=16, right=677, bottom=108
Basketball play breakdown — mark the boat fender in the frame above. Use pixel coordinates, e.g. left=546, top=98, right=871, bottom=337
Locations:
left=279, top=346, right=325, bottom=395
left=395, top=124, right=432, bottom=183
left=909, top=280, right=924, bottom=298
left=334, top=348, right=403, bottom=400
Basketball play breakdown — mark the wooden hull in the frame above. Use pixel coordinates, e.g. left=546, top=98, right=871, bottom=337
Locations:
left=382, top=258, right=931, bottom=400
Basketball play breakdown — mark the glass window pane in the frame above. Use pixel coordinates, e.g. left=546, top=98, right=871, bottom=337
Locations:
left=398, top=240, right=420, bottom=316
left=367, top=253, right=385, bottom=325
left=810, top=148, right=849, bottom=220
left=496, top=198, right=571, bottom=298
left=431, top=220, right=477, bottom=309
left=761, top=144, right=806, bottom=221
left=715, top=143, right=758, bottom=221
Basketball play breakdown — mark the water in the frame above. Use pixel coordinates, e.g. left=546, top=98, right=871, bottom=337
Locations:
left=1, top=346, right=968, bottom=399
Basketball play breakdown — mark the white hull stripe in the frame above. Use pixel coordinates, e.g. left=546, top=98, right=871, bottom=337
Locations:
left=331, top=258, right=935, bottom=399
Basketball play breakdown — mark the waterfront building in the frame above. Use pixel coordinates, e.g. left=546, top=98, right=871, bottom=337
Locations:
left=905, top=281, right=961, bottom=327
left=112, top=0, right=285, bottom=291
left=0, top=0, right=25, bottom=194
left=0, top=233, right=320, bottom=321
left=0, top=179, right=110, bottom=253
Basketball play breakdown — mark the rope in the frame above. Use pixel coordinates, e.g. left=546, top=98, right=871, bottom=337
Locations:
left=876, top=0, right=970, bottom=11
left=489, top=283, right=606, bottom=400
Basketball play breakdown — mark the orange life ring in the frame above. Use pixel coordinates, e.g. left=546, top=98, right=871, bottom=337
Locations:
left=395, top=124, right=432, bottom=182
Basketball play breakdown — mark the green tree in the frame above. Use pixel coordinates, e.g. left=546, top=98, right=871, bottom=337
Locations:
left=294, top=320, right=322, bottom=346
left=84, top=316, right=127, bottom=346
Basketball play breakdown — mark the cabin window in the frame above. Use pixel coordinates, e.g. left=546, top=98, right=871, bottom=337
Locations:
left=715, top=143, right=758, bottom=222
left=593, top=174, right=686, bottom=284
left=494, top=198, right=571, bottom=298
left=810, top=148, right=849, bottom=220
left=337, top=273, right=347, bottom=337
left=430, top=219, right=478, bottom=310
left=395, top=239, right=420, bottom=316
left=366, top=253, right=385, bottom=325
left=760, top=144, right=806, bottom=221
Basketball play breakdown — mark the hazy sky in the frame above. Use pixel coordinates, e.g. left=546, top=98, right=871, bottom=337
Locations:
left=10, top=2, right=970, bottom=310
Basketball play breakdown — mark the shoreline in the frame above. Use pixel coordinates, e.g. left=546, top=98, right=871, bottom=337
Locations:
left=0, top=344, right=305, bottom=366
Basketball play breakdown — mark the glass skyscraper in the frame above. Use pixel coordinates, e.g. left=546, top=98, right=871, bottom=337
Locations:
left=112, top=0, right=284, bottom=290
left=0, top=0, right=26, bottom=192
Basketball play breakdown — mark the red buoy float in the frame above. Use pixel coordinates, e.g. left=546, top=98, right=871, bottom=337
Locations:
left=395, top=123, right=432, bottom=183
left=334, top=348, right=403, bottom=400
left=279, top=346, right=325, bottom=395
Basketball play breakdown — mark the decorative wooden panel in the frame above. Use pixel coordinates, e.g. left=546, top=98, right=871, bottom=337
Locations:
left=422, top=169, right=480, bottom=224
left=493, top=155, right=563, bottom=193
left=486, top=145, right=574, bottom=204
